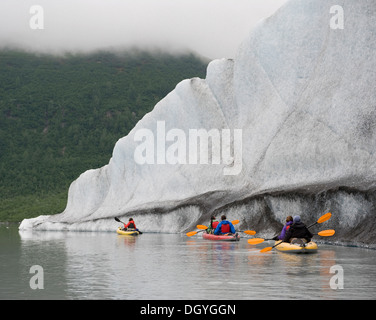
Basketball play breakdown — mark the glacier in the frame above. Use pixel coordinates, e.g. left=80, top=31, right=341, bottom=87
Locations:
left=20, top=0, right=376, bottom=247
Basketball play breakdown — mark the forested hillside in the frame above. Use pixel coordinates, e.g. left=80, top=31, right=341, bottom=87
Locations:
left=0, top=49, right=208, bottom=221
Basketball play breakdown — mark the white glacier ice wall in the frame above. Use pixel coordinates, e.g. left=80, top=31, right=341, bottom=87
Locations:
left=20, top=0, right=376, bottom=245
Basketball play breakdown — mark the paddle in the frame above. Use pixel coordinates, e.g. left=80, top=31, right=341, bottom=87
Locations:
left=186, top=230, right=203, bottom=237
left=260, top=244, right=278, bottom=253
left=115, top=217, right=125, bottom=224
left=307, top=212, right=331, bottom=228
left=248, top=238, right=273, bottom=245
left=248, top=229, right=335, bottom=245
left=114, top=217, right=143, bottom=234
left=314, top=229, right=335, bottom=237
left=241, top=230, right=257, bottom=236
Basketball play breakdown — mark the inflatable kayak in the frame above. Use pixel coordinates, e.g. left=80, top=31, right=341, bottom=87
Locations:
left=274, top=240, right=318, bottom=254
left=202, top=232, right=240, bottom=241
left=116, top=227, right=140, bottom=236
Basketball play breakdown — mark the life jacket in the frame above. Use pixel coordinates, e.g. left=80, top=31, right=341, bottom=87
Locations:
left=212, top=221, right=219, bottom=229
left=221, top=222, right=231, bottom=233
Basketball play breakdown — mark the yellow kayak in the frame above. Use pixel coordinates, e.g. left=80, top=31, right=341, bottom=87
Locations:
left=274, top=240, right=318, bottom=254
left=116, top=227, right=140, bottom=236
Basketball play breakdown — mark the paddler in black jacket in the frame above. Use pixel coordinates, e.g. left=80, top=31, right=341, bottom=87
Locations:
left=283, top=215, right=313, bottom=243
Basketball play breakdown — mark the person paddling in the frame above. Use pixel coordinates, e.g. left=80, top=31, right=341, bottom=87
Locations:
left=207, top=215, right=219, bottom=234
left=123, top=218, right=139, bottom=232
left=273, top=216, right=293, bottom=240
left=214, top=215, right=236, bottom=235
left=283, top=215, right=313, bottom=244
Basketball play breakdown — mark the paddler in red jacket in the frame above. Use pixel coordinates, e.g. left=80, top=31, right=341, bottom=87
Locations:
left=123, top=218, right=137, bottom=230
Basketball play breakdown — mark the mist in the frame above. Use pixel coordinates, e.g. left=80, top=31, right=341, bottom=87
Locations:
left=0, top=0, right=288, bottom=59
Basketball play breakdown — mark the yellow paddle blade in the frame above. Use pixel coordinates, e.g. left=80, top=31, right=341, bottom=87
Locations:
left=186, top=231, right=198, bottom=237
left=248, top=238, right=265, bottom=245
left=197, top=225, right=208, bottom=230
left=318, top=229, right=335, bottom=237
left=260, top=247, right=272, bottom=253
left=232, top=219, right=240, bottom=225
left=317, top=212, right=331, bottom=224
left=243, top=230, right=256, bottom=236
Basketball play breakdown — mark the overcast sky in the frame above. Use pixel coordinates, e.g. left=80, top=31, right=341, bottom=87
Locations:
left=0, top=0, right=288, bottom=59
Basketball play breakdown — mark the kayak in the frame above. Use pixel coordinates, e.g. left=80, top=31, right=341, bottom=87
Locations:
left=274, top=240, right=318, bottom=254
left=116, top=227, right=140, bottom=236
left=202, top=232, right=240, bottom=242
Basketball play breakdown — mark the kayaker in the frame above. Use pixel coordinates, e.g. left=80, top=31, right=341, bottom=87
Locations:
left=273, top=216, right=293, bottom=240
left=123, top=218, right=139, bottom=231
left=283, top=215, right=313, bottom=243
left=214, top=215, right=236, bottom=235
left=207, top=215, right=219, bottom=234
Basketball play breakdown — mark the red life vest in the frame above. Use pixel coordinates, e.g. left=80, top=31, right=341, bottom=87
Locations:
left=221, top=223, right=231, bottom=233
left=212, top=221, right=219, bottom=229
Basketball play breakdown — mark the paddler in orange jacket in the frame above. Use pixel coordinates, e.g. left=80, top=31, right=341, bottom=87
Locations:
left=123, top=218, right=138, bottom=231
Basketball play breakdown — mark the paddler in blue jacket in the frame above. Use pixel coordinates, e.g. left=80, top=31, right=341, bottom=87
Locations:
left=214, top=215, right=236, bottom=235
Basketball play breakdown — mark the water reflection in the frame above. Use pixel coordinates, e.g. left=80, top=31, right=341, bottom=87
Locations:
left=116, top=234, right=138, bottom=248
left=2, top=228, right=376, bottom=299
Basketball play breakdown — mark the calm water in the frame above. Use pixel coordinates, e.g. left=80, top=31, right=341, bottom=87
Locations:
left=1, top=224, right=376, bottom=300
